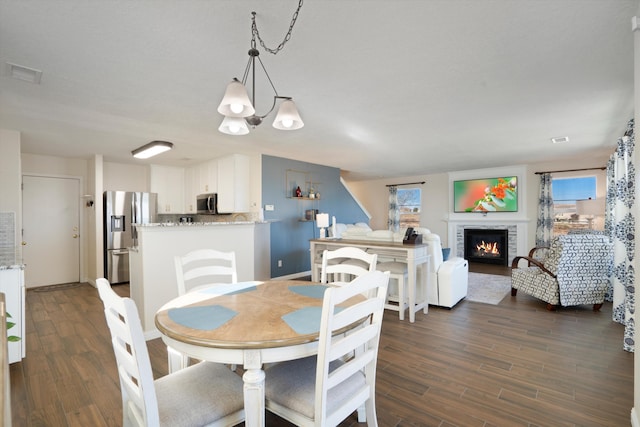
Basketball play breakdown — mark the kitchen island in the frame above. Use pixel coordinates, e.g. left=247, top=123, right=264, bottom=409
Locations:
left=129, top=221, right=271, bottom=337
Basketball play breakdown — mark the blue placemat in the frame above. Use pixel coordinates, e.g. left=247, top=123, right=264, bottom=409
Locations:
left=282, top=306, right=344, bottom=335
left=289, top=284, right=329, bottom=299
left=168, top=305, right=237, bottom=330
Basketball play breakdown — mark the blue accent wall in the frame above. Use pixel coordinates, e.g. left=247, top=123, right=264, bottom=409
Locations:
left=262, top=155, right=369, bottom=277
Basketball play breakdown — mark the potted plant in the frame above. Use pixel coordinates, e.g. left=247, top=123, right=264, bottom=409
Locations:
left=6, top=312, right=20, bottom=342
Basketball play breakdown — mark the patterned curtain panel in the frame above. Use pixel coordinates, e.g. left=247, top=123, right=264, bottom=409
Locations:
left=535, top=173, right=554, bottom=247
left=607, top=118, right=635, bottom=352
left=388, top=186, right=399, bottom=232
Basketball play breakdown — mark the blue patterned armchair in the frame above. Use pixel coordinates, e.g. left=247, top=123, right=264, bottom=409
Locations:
left=511, top=234, right=613, bottom=311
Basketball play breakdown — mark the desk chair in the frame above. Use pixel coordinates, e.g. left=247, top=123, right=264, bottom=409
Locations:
left=96, top=278, right=245, bottom=427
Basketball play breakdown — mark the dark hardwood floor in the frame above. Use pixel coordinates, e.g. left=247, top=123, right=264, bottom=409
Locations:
left=10, top=269, right=633, bottom=426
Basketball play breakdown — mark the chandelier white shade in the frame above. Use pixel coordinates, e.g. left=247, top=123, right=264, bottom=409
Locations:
left=273, top=99, right=304, bottom=130
left=217, top=79, right=255, bottom=118
left=218, top=116, right=250, bottom=136
left=217, top=7, right=304, bottom=135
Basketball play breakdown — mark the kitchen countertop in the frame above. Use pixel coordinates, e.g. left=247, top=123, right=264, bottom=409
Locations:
left=136, top=220, right=274, bottom=228
left=0, top=265, right=25, bottom=270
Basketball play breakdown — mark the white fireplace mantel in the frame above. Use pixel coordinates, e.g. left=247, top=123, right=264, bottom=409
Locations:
left=445, top=217, right=532, bottom=264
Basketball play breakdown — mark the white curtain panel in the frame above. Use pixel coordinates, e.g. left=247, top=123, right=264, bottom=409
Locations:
left=606, top=118, right=635, bottom=352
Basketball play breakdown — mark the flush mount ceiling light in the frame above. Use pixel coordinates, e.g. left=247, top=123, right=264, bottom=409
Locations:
left=217, top=2, right=304, bottom=135
left=132, top=141, right=174, bottom=159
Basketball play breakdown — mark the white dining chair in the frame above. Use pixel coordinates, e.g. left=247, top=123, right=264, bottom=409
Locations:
left=264, top=270, right=390, bottom=426
left=175, top=249, right=238, bottom=295
left=320, top=247, right=377, bottom=284
left=171, top=249, right=238, bottom=372
left=96, top=278, right=245, bottom=427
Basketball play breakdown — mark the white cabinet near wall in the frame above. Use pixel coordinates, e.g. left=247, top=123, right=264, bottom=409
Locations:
left=184, top=167, right=197, bottom=213
left=199, top=161, right=218, bottom=194
left=184, top=161, right=218, bottom=213
left=150, top=165, right=185, bottom=213
left=217, top=154, right=250, bottom=213
left=0, top=266, right=25, bottom=364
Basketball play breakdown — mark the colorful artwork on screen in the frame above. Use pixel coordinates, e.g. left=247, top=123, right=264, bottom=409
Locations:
left=453, top=177, right=518, bottom=212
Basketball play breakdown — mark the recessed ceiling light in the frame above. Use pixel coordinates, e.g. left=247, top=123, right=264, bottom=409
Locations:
left=5, top=62, right=42, bottom=84
left=551, top=136, right=570, bottom=144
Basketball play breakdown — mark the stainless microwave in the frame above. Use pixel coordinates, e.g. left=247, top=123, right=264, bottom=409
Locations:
left=196, top=193, right=219, bottom=214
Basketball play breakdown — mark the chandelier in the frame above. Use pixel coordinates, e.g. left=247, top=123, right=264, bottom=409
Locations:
left=217, top=3, right=304, bottom=135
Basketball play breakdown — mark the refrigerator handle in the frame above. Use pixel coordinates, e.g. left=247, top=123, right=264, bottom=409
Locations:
left=131, top=195, right=137, bottom=239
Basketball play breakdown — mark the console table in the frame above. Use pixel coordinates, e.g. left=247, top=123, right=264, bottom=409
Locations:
left=310, top=238, right=430, bottom=322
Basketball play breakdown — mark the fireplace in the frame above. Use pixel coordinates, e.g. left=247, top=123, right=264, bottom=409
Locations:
left=464, top=228, right=508, bottom=265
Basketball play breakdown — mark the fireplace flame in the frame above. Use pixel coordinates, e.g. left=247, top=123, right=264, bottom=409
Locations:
left=475, top=240, right=500, bottom=256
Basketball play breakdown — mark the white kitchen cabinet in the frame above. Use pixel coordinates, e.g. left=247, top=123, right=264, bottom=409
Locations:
left=199, top=161, right=218, bottom=194
left=183, top=167, right=197, bottom=213
left=0, top=267, right=25, bottom=364
left=217, top=154, right=250, bottom=213
left=150, top=165, right=185, bottom=213
left=184, top=161, right=218, bottom=213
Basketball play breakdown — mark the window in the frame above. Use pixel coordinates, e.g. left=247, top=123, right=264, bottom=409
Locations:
left=397, top=188, right=421, bottom=228
left=552, top=176, right=597, bottom=234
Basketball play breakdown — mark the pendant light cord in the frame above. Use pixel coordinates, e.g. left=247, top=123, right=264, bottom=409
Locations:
left=251, top=0, right=304, bottom=55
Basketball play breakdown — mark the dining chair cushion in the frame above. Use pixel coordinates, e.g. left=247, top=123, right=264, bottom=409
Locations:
left=376, top=261, right=407, bottom=274
left=155, top=361, right=245, bottom=427
left=265, top=356, right=365, bottom=419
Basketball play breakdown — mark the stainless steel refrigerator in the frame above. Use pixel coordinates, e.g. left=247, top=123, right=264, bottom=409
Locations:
left=103, top=191, right=157, bottom=284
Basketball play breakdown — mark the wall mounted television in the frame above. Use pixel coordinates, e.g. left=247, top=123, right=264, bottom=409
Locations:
left=453, top=176, right=518, bottom=213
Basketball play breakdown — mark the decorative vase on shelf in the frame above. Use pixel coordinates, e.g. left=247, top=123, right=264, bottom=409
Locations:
left=309, top=188, right=315, bottom=199
left=295, top=186, right=302, bottom=197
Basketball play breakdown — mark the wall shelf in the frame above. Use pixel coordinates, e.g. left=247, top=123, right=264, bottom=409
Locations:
left=285, top=169, right=322, bottom=221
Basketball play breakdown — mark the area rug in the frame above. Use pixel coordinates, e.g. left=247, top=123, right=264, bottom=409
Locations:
left=466, top=272, right=511, bottom=305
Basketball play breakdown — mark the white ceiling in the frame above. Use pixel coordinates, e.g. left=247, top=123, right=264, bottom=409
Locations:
left=0, top=0, right=637, bottom=181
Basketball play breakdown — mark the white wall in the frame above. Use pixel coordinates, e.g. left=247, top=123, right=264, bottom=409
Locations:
left=103, top=162, right=149, bottom=192
left=21, top=153, right=88, bottom=180
left=346, top=173, right=449, bottom=240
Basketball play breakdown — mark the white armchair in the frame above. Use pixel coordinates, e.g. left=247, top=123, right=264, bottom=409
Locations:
left=422, top=233, right=468, bottom=308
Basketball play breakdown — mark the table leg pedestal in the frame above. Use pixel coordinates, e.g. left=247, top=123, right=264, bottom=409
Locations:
left=243, top=350, right=266, bottom=427
left=243, top=368, right=266, bottom=427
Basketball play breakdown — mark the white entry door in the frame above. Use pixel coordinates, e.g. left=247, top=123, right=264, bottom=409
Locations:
left=22, top=175, right=80, bottom=288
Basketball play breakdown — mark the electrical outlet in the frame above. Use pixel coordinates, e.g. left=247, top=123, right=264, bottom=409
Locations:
left=277, top=260, right=283, bottom=267
left=265, top=204, right=275, bottom=211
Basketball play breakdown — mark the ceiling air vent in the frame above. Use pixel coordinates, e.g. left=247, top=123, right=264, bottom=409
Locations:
left=5, top=62, right=42, bottom=84
left=551, top=136, right=570, bottom=144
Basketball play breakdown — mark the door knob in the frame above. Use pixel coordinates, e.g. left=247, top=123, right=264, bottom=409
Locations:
left=72, top=234, right=79, bottom=238
left=21, top=241, right=26, bottom=246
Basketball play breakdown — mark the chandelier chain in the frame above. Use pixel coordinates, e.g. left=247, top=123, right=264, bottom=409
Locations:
left=251, top=0, right=303, bottom=55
